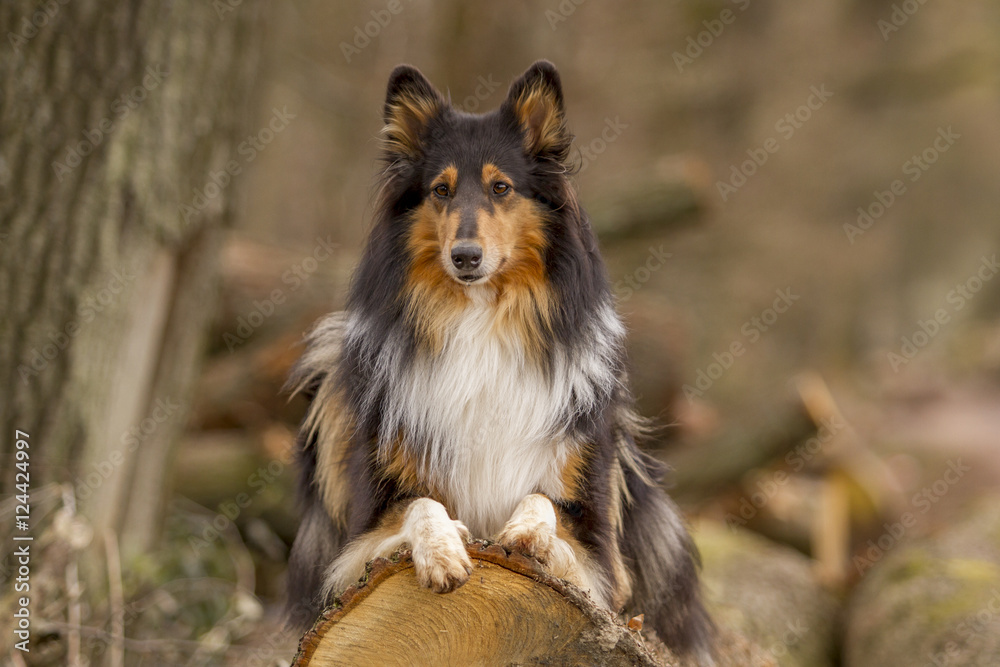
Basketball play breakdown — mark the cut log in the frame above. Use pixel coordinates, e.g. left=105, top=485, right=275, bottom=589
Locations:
left=293, top=542, right=677, bottom=666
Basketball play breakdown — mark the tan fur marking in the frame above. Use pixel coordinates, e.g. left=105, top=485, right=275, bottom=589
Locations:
left=433, top=165, right=458, bottom=193
left=301, top=386, right=353, bottom=529
left=606, top=457, right=633, bottom=610
left=558, top=449, right=588, bottom=501
left=383, top=93, right=442, bottom=157
left=406, top=200, right=470, bottom=353
left=480, top=163, right=508, bottom=190
left=488, top=198, right=551, bottom=356
left=405, top=181, right=552, bottom=357
left=320, top=503, right=406, bottom=599
left=381, top=435, right=437, bottom=499
left=286, top=313, right=353, bottom=529
left=511, top=86, right=564, bottom=155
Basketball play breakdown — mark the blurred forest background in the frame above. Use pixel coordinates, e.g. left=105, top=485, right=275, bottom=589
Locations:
left=2, top=0, right=999, bottom=665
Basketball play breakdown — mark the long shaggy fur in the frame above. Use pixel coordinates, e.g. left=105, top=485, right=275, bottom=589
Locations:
left=285, top=60, right=714, bottom=661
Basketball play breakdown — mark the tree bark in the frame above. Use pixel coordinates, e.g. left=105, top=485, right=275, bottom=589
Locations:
left=0, top=0, right=266, bottom=557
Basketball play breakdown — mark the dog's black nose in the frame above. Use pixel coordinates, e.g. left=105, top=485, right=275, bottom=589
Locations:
left=451, top=244, right=482, bottom=271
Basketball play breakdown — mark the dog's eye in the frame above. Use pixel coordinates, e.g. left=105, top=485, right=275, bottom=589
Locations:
left=492, top=182, right=510, bottom=195
left=433, top=184, right=450, bottom=198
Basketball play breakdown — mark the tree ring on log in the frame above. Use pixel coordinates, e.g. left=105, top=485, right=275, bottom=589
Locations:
left=293, top=540, right=675, bottom=666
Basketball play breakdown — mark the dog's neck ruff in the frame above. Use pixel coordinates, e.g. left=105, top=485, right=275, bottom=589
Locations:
left=350, top=284, right=624, bottom=537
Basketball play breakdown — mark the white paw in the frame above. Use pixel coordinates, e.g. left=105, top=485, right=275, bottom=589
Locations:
left=496, top=494, right=573, bottom=568
left=412, top=519, right=472, bottom=593
left=497, top=516, right=555, bottom=560
left=497, top=496, right=605, bottom=602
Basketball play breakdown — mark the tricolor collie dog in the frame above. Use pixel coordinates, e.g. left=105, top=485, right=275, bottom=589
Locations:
left=286, top=60, right=714, bottom=660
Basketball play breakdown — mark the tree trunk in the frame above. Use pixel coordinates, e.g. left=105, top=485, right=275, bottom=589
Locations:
left=0, top=0, right=266, bottom=557
left=294, top=542, right=677, bottom=667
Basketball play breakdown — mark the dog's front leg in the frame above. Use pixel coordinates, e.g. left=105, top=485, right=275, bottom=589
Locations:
left=323, top=498, right=472, bottom=598
left=405, top=498, right=474, bottom=592
left=496, top=494, right=608, bottom=604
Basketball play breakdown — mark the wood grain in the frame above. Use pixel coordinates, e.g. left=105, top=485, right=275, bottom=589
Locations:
left=294, top=541, right=673, bottom=667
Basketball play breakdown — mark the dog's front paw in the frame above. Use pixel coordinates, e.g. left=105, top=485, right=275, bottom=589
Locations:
left=496, top=494, right=573, bottom=567
left=412, top=520, right=473, bottom=593
left=496, top=495, right=588, bottom=591
left=497, top=516, right=555, bottom=561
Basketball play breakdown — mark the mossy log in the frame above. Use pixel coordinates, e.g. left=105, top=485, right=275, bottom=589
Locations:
left=293, top=542, right=675, bottom=667
left=694, top=521, right=839, bottom=667
left=844, top=497, right=1000, bottom=667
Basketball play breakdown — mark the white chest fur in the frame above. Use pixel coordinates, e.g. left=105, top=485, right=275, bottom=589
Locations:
left=375, top=289, right=618, bottom=537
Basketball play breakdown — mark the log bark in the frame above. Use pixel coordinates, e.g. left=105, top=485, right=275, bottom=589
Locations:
left=294, top=542, right=677, bottom=667
left=0, top=0, right=266, bottom=557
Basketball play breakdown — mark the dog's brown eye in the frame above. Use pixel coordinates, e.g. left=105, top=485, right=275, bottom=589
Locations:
left=492, top=182, right=510, bottom=195
left=433, top=184, right=450, bottom=197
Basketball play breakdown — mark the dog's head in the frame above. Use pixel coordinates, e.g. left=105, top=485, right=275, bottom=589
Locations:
left=381, top=61, right=572, bottom=287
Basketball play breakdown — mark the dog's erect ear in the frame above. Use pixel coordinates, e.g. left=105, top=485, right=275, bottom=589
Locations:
left=502, top=60, right=570, bottom=162
left=383, top=65, right=446, bottom=159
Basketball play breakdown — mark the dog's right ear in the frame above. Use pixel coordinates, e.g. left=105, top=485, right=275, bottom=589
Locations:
left=383, top=65, right=445, bottom=159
